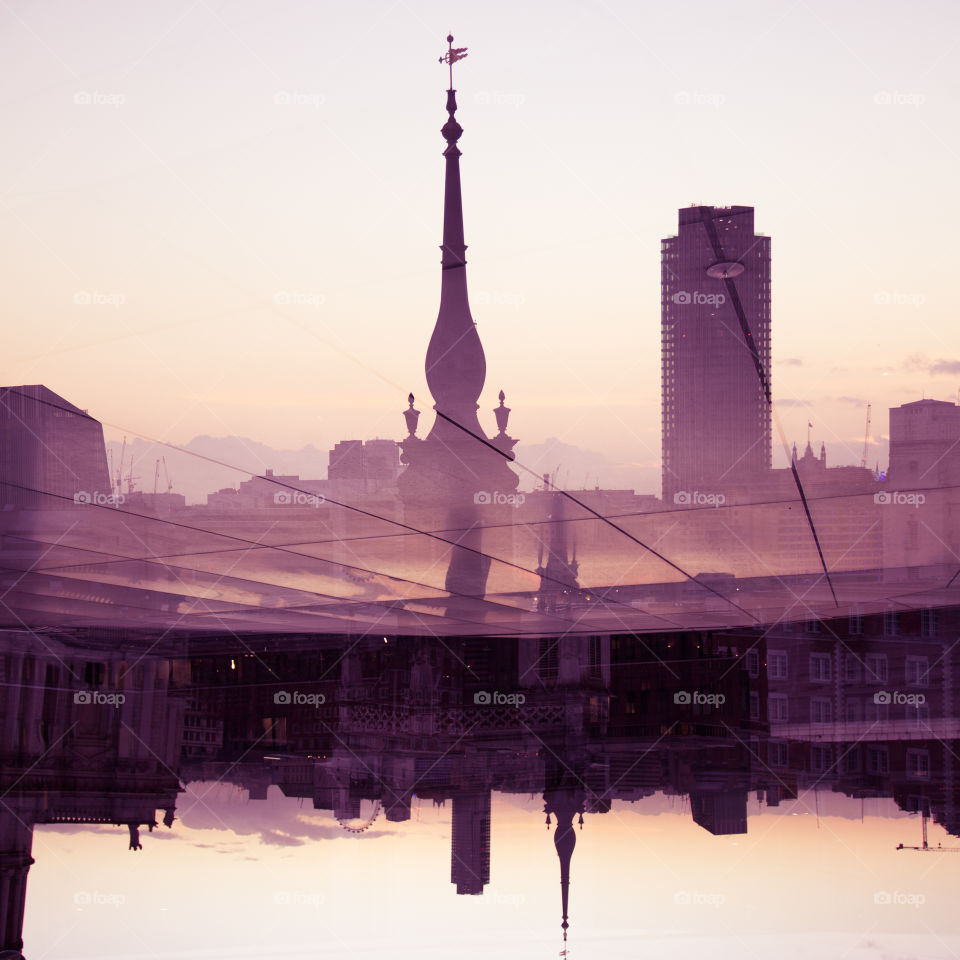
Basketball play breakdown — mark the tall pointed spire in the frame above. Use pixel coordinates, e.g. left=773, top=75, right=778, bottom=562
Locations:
left=425, top=35, right=486, bottom=438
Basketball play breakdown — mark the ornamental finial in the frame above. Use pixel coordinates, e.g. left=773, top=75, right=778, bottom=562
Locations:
left=438, top=34, right=468, bottom=91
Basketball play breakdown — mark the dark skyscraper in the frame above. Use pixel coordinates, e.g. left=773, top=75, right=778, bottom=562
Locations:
left=450, top=792, right=491, bottom=895
left=661, top=205, right=772, bottom=502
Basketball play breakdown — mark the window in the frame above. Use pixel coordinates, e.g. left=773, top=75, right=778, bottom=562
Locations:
left=866, top=654, right=888, bottom=683
left=909, top=701, right=930, bottom=730
left=768, top=651, right=788, bottom=680
left=806, top=618, right=821, bottom=634
left=849, top=609, right=863, bottom=635
left=810, top=653, right=832, bottom=683
left=843, top=747, right=862, bottom=774
left=845, top=698, right=863, bottom=722
left=811, top=745, right=832, bottom=772
left=906, top=750, right=930, bottom=779
left=749, top=691, right=760, bottom=720
left=884, top=609, right=899, bottom=637
left=921, top=608, right=939, bottom=638
left=769, top=694, right=789, bottom=722
left=745, top=649, right=760, bottom=678
left=845, top=654, right=861, bottom=683
left=866, top=699, right=890, bottom=722
left=905, top=657, right=929, bottom=686
left=811, top=698, right=832, bottom=724
left=769, top=741, right=789, bottom=767
left=867, top=746, right=889, bottom=775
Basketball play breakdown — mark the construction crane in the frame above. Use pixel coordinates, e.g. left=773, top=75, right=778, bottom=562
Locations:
left=161, top=456, right=173, bottom=494
left=896, top=809, right=960, bottom=852
left=860, top=403, right=872, bottom=469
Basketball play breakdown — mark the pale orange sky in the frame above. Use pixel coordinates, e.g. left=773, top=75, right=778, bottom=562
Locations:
left=26, top=788, right=960, bottom=959
left=3, top=0, right=959, bottom=495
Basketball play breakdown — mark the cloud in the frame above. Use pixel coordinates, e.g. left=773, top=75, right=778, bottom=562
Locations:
left=778, top=357, right=803, bottom=366
left=776, top=399, right=812, bottom=407
left=832, top=396, right=866, bottom=406
left=900, top=354, right=960, bottom=376
left=930, top=359, right=960, bottom=376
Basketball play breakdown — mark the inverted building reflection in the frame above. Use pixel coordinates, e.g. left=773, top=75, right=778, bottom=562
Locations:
left=3, top=607, right=960, bottom=956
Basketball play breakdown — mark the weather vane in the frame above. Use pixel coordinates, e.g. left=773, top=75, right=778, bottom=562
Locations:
left=439, top=33, right=468, bottom=89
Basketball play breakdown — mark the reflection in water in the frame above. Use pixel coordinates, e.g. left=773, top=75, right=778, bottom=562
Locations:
left=3, top=614, right=960, bottom=957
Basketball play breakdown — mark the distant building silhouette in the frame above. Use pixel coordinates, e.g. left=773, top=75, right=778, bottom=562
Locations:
left=661, top=206, right=771, bottom=501
left=450, top=792, right=491, bottom=895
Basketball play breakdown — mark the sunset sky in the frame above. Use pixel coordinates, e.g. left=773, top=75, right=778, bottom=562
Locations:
left=3, top=0, right=959, bottom=494
left=27, top=787, right=960, bottom=959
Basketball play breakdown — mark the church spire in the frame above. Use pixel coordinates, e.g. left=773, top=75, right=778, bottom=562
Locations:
left=425, top=35, right=486, bottom=437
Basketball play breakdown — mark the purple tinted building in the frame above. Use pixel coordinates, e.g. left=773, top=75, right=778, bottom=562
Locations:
left=661, top=206, right=772, bottom=501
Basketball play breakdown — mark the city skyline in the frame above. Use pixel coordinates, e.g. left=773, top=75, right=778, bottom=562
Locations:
left=3, top=1, right=959, bottom=497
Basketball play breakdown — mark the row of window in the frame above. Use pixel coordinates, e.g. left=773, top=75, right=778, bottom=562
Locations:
left=768, top=694, right=930, bottom=724
left=763, top=651, right=931, bottom=685
left=785, top=609, right=939, bottom=637
left=768, top=742, right=929, bottom=777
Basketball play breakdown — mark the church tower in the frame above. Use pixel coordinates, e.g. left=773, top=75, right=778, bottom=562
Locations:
left=398, top=37, right=519, bottom=605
